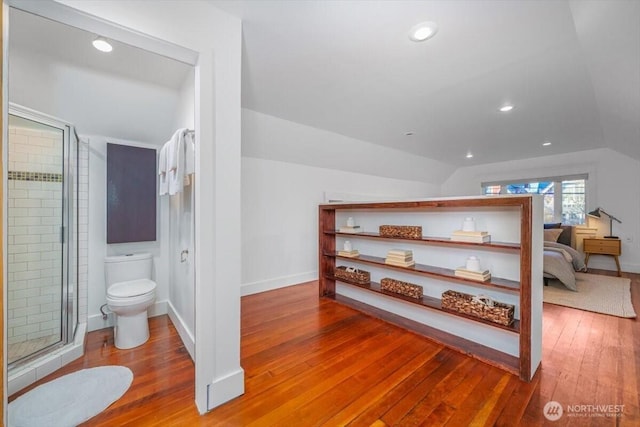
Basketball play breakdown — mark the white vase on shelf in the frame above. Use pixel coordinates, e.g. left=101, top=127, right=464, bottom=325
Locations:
left=466, top=256, right=481, bottom=271
left=462, top=217, right=476, bottom=232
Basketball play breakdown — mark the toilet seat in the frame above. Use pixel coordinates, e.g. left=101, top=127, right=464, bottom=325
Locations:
left=107, top=279, right=156, bottom=299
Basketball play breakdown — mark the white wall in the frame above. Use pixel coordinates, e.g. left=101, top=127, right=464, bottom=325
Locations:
left=241, top=156, right=439, bottom=295
left=57, top=0, right=244, bottom=412
left=242, top=109, right=455, bottom=185
left=168, top=76, right=196, bottom=359
left=442, top=148, right=640, bottom=273
left=8, top=47, right=181, bottom=145
left=86, top=135, right=170, bottom=331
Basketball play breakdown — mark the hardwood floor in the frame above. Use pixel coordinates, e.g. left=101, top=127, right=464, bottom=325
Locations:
left=9, top=270, right=639, bottom=426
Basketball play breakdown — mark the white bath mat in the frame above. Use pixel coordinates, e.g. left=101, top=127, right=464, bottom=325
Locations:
left=9, top=366, right=133, bottom=427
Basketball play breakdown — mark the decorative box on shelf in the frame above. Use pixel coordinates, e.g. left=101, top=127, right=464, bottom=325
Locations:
left=441, top=290, right=514, bottom=326
left=334, top=266, right=370, bottom=284
left=380, top=278, right=423, bottom=299
left=379, top=225, right=422, bottom=239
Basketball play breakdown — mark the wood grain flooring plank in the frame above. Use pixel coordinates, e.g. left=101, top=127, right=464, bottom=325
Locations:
left=8, top=273, right=638, bottom=426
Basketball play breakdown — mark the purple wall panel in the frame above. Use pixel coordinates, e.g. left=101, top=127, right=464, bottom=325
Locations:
left=107, top=143, right=157, bottom=243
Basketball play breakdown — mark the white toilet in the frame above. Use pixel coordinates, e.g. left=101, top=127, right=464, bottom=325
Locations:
left=104, top=253, right=157, bottom=349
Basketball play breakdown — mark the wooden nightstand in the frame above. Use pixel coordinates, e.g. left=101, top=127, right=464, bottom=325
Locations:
left=583, top=238, right=622, bottom=277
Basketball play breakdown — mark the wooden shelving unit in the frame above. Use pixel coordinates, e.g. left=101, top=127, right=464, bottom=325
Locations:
left=329, top=252, right=521, bottom=293
left=319, top=196, right=540, bottom=381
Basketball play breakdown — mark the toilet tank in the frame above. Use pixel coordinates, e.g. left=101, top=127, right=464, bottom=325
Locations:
left=104, top=253, right=153, bottom=288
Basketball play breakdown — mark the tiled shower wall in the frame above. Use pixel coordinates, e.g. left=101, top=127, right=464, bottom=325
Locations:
left=7, top=125, right=89, bottom=348
left=78, top=141, right=89, bottom=324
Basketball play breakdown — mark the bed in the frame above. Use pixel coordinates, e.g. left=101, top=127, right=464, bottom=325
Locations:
left=543, top=224, right=587, bottom=291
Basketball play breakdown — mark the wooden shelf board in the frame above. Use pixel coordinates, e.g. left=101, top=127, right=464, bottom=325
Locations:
left=327, top=276, right=520, bottom=334
left=326, top=293, right=520, bottom=376
left=326, top=230, right=520, bottom=251
left=328, top=252, right=520, bottom=293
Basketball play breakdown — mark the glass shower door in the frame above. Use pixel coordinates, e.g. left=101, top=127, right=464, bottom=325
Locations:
left=7, top=110, right=75, bottom=365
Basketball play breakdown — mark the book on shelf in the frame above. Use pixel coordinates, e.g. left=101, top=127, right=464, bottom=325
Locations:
left=452, top=230, right=489, bottom=237
left=337, top=250, right=360, bottom=258
left=387, top=249, right=413, bottom=257
left=454, top=267, right=491, bottom=281
left=450, top=234, right=491, bottom=243
left=385, top=259, right=416, bottom=267
left=385, top=254, right=413, bottom=262
left=339, top=225, right=363, bottom=233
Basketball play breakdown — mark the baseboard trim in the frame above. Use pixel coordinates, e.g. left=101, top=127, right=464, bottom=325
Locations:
left=167, top=301, right=195, bottom=361
left=206, top=368, right=245, bottom=412
left=588, top=259, right=640, bottom=274
left=241, top=271, right=318, bottom=296
left=87, top=300, right=168, bottom=332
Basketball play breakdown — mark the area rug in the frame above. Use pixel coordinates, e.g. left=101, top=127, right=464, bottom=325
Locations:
left=9, top=366, right=133, bottom=427
left=544, top=272, right=636, bottom=318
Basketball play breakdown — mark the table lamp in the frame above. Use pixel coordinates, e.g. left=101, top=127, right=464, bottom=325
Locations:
left=587, top=207, right=621, bottom=239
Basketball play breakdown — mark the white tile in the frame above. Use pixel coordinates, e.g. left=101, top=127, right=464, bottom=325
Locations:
left=14, top=217, right=41, bottom=226
left=14, top=270, right=41, bottom=281
left=12, top=323, right=40, bottom=336
left=28, top=208, right=54, bottom=217
left=42, top=200, right=62, bottom=209
left=8, top=316, right=27, bottom=327
left=9, top=189, right=29, bottom=198
left=13, top=288, right=40, bottom=299
left=14, top=235, right=41, bottom=245
left=9, top=262, right=28, bottom=272
left=8, top=226, right=28, bottom=236
left=8, top=208, right=29, bottom=218
left=27, top=295, right=53, bottom=308
left=27, top=312, right=53, bottom=324
left=38, top=320, right=60, bottom=330
left=40, top=233, right=61, bottom=244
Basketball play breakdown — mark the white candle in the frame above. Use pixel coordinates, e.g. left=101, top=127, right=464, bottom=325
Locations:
left=347, top=217, right=355, bottom=227
left=344, top=241, right=353, bottom=252
left=466, top=256, right=481, bottom=271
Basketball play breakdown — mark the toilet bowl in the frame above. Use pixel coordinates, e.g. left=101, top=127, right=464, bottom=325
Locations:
left=104, top=254, right=157, bottom=349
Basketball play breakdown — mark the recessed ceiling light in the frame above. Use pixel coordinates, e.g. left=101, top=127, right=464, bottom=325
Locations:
left=92, top=36, right=113, bottom=53
left=499, top=104, right=514, bottom=112
left=542, top=141, right=552, bottom=146
left=466, top=152, right=474, bottom=159
left=409, top=21, right=438, bottom=42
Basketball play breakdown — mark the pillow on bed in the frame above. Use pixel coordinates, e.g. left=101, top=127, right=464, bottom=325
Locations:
left=544, top=228, right=563, bottom=242
left=544, top=223, right=572, bottom=247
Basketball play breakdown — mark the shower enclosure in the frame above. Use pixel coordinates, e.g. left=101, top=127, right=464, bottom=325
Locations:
left=6, top=104, right=78, bottom=367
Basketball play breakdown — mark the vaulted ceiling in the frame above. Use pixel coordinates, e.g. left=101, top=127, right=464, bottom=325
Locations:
left=212, top=0, right=640, bottom=166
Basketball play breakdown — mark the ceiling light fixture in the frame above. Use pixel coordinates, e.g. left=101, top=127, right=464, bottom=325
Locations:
left=542, top=141, right=552, bottom=146
left=405, top=131, right=414, bottom=136
left=466, top=152, right=474, bottom=159
left=92, top=36, right=113, bottom=53
left=409, top=21, right=438, bottom=42
left=499, top=104, right=514, bottom=112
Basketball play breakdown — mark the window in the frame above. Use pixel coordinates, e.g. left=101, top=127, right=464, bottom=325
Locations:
left=482, top=175, right=587, bottom=225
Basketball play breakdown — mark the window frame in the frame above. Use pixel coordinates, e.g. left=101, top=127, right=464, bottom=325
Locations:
left=481, top=174, right=588, bottom=225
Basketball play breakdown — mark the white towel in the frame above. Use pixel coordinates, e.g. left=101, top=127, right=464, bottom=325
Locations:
left=167, top=128, right=185, bottom=172
left=158, top=143, right=169, bottom=195
left=183, top=132, right=195, bottom=186
left=169, top=129, right=196, bottom=195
